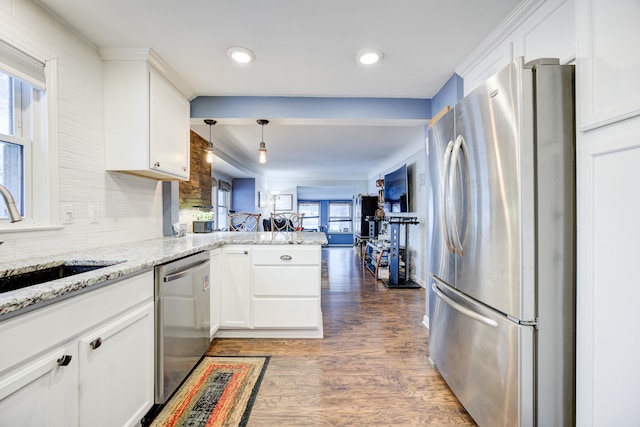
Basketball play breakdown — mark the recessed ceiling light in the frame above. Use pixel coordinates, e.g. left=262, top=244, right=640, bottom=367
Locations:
left=226, top=46, right=256, bottom=64
left=356, top=48, right=384, bottom=65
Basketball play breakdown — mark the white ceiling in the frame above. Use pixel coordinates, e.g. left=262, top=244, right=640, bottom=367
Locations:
left=35, top=0, right=522, bottom=180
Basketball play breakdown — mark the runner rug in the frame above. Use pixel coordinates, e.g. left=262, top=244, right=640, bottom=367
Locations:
left=150, top=356, right=270, bottom=427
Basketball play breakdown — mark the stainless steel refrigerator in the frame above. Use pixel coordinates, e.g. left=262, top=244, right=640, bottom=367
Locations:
left=427, top=57, right=575, bottom=427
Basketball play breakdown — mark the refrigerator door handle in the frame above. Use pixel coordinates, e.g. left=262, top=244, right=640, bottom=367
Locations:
left=449, top=135, right=470, bottom=256
left=441, top=140, right=456, bottom=254
left=431, top=282, right=498, bottom=328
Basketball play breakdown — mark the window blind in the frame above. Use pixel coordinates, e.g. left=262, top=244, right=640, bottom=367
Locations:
left=0, top=39, right=45, bottom=89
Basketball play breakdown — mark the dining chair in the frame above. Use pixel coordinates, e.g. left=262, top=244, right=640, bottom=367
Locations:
left=227, top=212, right=262, bottom=231
left=270, top=212, right=304, bottom=232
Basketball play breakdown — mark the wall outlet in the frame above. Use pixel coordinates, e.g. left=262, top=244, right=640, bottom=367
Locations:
left=61, top=204, right=73, bottom=224
left=89, top=204, right=100, bottom=224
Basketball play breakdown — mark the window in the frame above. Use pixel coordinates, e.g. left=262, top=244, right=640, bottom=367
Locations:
left=0, top=39, right=53, bottom=229
left=216, top=188, right=229, bottom=230
left=214, top=179, right=232, bottom=230
left=329, top=201, right=352, bottom=232
left=0, top=70, right=36, bottom=221
left=298, top=201, right=320, bottom=231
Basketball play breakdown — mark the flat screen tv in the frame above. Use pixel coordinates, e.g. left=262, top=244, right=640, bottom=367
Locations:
left=384, top=164, right=409, bottom=213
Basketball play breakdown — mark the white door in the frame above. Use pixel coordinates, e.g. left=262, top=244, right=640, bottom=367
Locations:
left=210, top=248, right=222, bottom=337
left=0, top=344, right=78, bottom=427
left=149, top=67, right=190, bottom=179
left=78, top=302, right=154, bottom=427
left=221, top=248, right=251, bottom=328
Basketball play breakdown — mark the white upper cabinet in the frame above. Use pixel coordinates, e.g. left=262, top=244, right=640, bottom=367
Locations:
left=101, top=48, right=191, bottom=180
left=458, top=0, right=575, bottom=95
left=576, top=0, right=640, bottom=130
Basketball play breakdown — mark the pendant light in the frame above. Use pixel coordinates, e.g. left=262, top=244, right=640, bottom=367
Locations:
left=204, top=119, right=216, bottom=163
left=257, top=119, right=269, bottom=164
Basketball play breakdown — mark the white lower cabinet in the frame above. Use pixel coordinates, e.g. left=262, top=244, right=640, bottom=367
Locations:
left=0, top=343, right=78, bottom=427
left=216, top=244, right=323, bottom=338
left=220, top=247, right=251, bottom=328
left=78, top=302, right=154, bottom=427
left=0, top=271, right=154, bottom=427
left=209, top=248, right=221, bottom=338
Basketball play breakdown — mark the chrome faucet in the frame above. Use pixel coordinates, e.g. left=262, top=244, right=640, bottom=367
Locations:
left=0, top=184, right=22, bottom=222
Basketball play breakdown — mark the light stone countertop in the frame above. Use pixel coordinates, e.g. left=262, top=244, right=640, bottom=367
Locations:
left=0, top=231, right=328, bottom=320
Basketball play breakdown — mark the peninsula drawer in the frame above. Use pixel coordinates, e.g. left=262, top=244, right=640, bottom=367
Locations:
left=252, top=298, right=319, bottom=328
left=253, top=266, right=319, bottom=296
left=252, top=247, right=320, bottom=266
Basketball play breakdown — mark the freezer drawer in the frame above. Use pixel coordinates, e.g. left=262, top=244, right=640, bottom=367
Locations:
left=429, top=279, right=534, bottom=427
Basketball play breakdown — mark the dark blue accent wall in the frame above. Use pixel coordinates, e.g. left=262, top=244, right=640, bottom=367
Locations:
left=231, top=178, right=255, bottom=212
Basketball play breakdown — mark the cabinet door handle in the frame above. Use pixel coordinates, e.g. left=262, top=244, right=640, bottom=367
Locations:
left=57, top=355, right=73, bottom=366
left=280, top=255, right=292, bottom=261
left=89, top=337, right=103, bottom=350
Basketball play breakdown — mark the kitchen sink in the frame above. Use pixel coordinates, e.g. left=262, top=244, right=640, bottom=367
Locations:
left=0, top=262, right=119, bottom=294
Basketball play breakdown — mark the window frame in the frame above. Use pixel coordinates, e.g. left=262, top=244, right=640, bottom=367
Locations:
left=0, top=43, right=58, bottom=232
left=297, top=199, right=353, bottom=234
left=298, top=201, right=320, bottom=231
left=328, top=200, right=353, bottom=233
left=215, top=186, right=231, bottom=231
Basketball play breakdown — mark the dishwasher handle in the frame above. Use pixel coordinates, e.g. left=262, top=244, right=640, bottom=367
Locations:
left=163, top=259, right=209, bottom=283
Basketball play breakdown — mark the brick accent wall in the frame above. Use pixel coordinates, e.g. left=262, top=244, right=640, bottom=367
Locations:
left=179, top=131, right=212, bottom=208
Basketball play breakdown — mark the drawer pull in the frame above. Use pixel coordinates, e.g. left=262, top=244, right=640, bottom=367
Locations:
left=89, top=337, right=103, bottom=350
left=280, top=255, right=292, bottom=261
left=57, top=355, right=73, bottom=366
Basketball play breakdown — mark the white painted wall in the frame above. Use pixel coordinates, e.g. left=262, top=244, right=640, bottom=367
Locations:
left=0, top=0, right=163, bottom=262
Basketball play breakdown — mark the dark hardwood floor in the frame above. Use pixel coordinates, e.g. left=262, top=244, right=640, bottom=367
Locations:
left=206, top=246, right=476, bottom=426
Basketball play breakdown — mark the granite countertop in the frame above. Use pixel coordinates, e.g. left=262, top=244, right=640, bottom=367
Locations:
left=0, top=231, right=328, bottom=320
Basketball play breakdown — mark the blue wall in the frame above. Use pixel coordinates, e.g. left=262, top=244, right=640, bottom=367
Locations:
left=191, top=96, right=431, bottom=120
left=299, top=199, right=353, bottom=246
left=431, top=74, right=464, bottom=114
left=231, top=178, right=255, bottom=212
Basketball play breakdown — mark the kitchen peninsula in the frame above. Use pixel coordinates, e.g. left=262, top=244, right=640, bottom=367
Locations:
left=0, top=231, right=327, bottom=319
left=0, top=231, right=326, bottom=426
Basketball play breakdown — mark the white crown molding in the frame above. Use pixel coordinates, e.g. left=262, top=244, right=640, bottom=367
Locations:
left=98, top=47, right=195, bottom=100
left=456, top=0, right=548, bottom=77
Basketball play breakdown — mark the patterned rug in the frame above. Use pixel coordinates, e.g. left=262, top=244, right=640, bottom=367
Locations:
left=150, top=356, right=270, bottom=427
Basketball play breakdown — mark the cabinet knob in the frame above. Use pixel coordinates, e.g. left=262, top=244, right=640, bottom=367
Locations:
left=153, top=162, right=160, bottom=168
left=57, top=355, right=73, bottom=366
left=280, top=254, right=292, bottom=261
left=89, top=337, right=103, bottom=350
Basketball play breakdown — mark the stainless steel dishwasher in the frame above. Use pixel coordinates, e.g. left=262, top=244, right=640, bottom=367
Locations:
left=154, top=251, right=210, bottom=404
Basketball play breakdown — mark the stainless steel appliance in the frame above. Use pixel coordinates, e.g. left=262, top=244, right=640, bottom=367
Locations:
left=427, top=57, right=575, bottom=427
left=154, top=251, right=210, bottom=404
